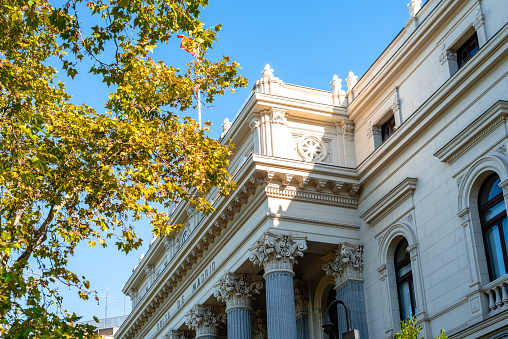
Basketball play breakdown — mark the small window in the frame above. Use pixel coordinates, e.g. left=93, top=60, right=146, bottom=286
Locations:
left=457, top=32, right=479, bottom=68
left=479, top=173, right=508, bottom=281
left=394, top=238, right=416, bottom=320
left=381, top=115, right=396, bottom=142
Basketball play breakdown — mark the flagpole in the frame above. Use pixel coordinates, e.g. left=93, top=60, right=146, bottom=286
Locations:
left=197, top=87, right=201, bottom=128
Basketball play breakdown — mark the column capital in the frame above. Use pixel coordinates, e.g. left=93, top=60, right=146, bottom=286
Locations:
left=249, top=232, right=307, bottom=275
left=213, top=273, right=263, bottom=310
left=185, top=305, right=225, bottom=338
left=294, top=280, right=309, bottom=316
left=322, top=242, right=364, bottom=288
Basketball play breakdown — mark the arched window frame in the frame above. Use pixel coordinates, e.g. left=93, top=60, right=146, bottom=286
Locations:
left=478, top=173, right=508, bottom=281
left=394, top=239, right=416, bottom=320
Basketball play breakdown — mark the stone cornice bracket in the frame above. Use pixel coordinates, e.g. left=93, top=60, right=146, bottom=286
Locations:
left=349, top=183, right=360, bottom=196
left=214, top=273, right=263, bottom=311
left=473, top=7, right=485, bottom=30
left=314, top=178, right=327, bottom=192
left=164, top=239, right=172, bottom=251
left=185, top=304, right=226, bottom=338
left=322, top=242, right=364, bottom=288
left=279, top=173, right=293, bottom=187
left=249, top=232, right=307, bottom=275
left=264, top=171, right=275, bottom=184
left=342, top=121, right=355, bottom=142
left=439, top=46, right=457, bottom=65
left=407, top=0, right=422, bottom=17
left=367, top=125, right=381, bottom=139
left=297, top=176, right=310, bottom=188
left=294, top=280, right=309, bottom=316
left=331, top=181, right=344, bottom=194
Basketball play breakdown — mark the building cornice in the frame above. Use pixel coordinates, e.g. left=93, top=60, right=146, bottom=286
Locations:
left=360, top=178, right=418, bottom=226
left=357, top=21, right=508, bottom=184
left=434, top=101, right=508, bottom=163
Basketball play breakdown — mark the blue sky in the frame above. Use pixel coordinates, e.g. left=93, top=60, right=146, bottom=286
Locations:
left=60, top=0, right=426, bottom=323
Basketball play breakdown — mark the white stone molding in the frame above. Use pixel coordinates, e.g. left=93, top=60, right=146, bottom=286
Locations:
left=434, top=101, right=508, bottom=164
left=391, top=88, right=403, bottom=128
left=253, top=64, right=284, bottom=95
left=297, top=135, right=327, bottom=162
left=342, top=121, right=355, bottom=142
left=330, top=74, right=346, bottom=106
left=367, top=125, right=382, bottom=139
left=322, top=242, right=364, bottom=288
left=360, top=177, right=418, bottom=226
left=496, top=144, right=507, bottom=157
left=264, top=184, right=359, bottom=209
left=185, top=304, right=226, bottom=338
left=474, top=5, right=488, bottom=46
left=294, top=280, right=310, bottom=316
left=407, top=0, right=422, bottom=17
left=349, top=183, right=360, bottom=196
left=439, top=48, right=457, bottom=65
left=252, top=310, right=267, bottom=339
left=213, top=273, right=263, bottom=310
left=473, top=12, right=485, bottom=31
left=249, top=232, right=307, bottom=275
left=249, top=117, right=260, bottom=133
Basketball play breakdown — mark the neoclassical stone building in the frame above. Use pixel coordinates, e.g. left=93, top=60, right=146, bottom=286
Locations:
left=115, top=0, right=508, bottom=338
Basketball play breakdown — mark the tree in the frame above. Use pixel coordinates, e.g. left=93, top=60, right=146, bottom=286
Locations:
left=0, top=0, right=247, bottom=337
left=394, top=315, right=447, bottom=339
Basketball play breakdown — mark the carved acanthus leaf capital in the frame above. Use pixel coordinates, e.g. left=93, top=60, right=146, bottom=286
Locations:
left=214, top=273, right=263, bottom=308
left=185, top=305, right=225, bottom=336
left=249, top=232, right=307, bottom=274
left=322, top=243, right=364, bottom=286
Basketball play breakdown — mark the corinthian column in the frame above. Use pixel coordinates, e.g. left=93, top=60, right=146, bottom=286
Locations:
left=214, top=273, right=263, bottom=339
left=249, top=232, right=307, bottom=339
left=185, top=305, right=225, bottom=339
left=322, top=242, right=368, bottom=338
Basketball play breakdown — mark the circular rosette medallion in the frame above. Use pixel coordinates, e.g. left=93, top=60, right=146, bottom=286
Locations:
left=297, top=136, right=326, bottom=162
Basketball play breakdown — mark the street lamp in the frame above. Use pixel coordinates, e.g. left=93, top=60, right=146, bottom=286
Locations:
left=322, top=299, right=360, bottom=339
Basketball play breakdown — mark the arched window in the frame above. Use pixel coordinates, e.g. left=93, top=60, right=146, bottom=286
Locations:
left=394, top=238, right=416, bottom=320
left=479, top=173, right=507, bottom=281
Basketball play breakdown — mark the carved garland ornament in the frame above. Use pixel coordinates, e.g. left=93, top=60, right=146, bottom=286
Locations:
left=249, top=233, right=307, bottom=273
left=322, top=243, right=364, bottom=286
left=297, top=136, right=327, bottom=162
left=185, top=305, right=226, bottom=337
left=214, top=273, right=263, bottom=308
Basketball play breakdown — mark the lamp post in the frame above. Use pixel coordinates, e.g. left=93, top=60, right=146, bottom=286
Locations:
left=322, top=299, right=360, bottom=339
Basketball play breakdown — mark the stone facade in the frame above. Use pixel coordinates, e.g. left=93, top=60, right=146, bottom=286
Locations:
left=116, top=0, right=508, bottom=338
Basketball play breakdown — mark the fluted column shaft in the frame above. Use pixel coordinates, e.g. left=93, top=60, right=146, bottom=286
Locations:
left=227, top=306, right=253, bottom=339
left=264, top=270, right=297, bottom=339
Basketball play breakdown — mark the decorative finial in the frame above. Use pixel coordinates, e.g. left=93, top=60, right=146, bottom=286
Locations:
left=346, top=71, right=358, bottom=92
left=262, top=64, right=274, bottom=77
left=330, top=74, right=342, bottom=94
left=408, top=0, right=422, bottom=17
left=221, top=118, right=232, bottom=138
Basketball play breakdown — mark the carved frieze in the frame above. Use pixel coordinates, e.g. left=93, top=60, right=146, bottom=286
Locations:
left=214, top=273, right=263, bottom=309
left=249, top=232, right=307, bottom=274
left=342, top=122, right=355, bottom=142
left=322, top=243, right=364, bottom=287
left=185, top=305, right=226, bottom=337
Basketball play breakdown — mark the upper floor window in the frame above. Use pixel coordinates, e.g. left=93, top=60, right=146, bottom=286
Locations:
left=479, top=173, right=508, bottom=281
left=394, top=238, right=416, bottom=320
left=457, top=32, right=479, bottom=69
left=381, top=115, right=396, bottom=142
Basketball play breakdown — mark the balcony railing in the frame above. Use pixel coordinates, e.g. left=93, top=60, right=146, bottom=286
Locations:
left=482, top=274, right=508, bottom=315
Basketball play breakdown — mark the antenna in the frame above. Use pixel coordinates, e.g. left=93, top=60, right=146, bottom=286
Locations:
left=98, top=288, right=116, bottom=327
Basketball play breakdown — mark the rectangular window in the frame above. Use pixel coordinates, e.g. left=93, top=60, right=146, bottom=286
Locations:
left=381, top=115, right=396, bottom=142
left=457, top=32, right=479, bottom=69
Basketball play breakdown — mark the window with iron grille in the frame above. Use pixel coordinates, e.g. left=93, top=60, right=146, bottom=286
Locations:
left=381, top=115, right=396, bottom=143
